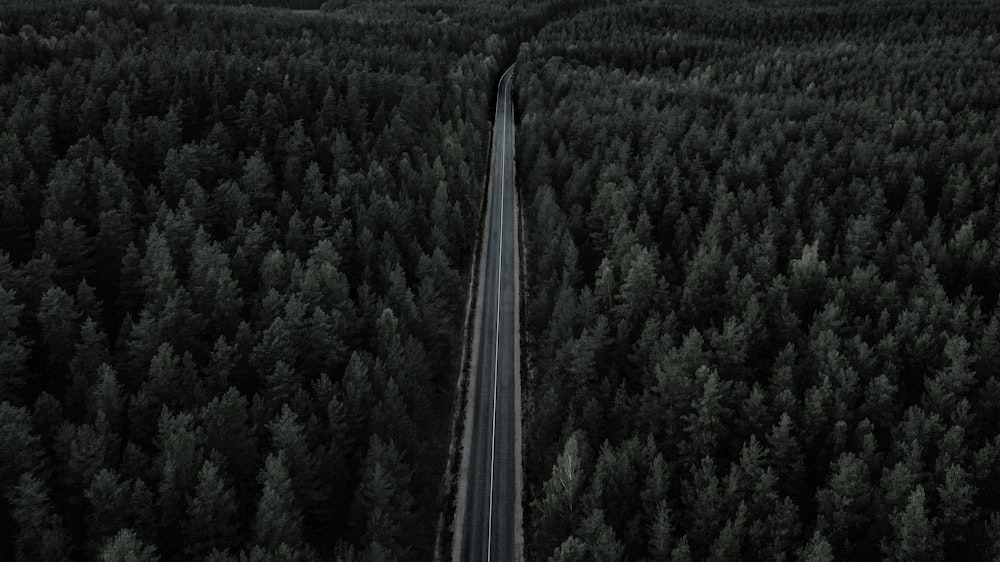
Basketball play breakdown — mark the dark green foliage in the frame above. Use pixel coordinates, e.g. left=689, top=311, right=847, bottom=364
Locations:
left=10, top=473, right=70, bottom=561
left=0, top=0, right=538, bottom=557
left=0, top=285, right=29, bottom=396
left=253, top=452, right=310, bottom=559
left=517, top=1, right=1000, bottom=560
left=99, top=529, right=160, bottom=562
left=8, top=0, right=998, bottom=558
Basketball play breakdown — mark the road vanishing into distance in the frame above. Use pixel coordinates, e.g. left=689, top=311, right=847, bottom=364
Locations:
left=456, top=64, right=521, bottom=562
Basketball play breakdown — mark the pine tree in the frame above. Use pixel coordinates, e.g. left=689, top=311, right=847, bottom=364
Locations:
left=883, top=486, right=943, bottom=561
left=143, top=343, right=203, bottom=411
left=99, top=529, right=159, bottom=562
left=157, top=409, right=205, bottom=540
left=88, top=365, right=125, bottom=425
left=56, top=419, right=114, bottom=496
left=205, top=336, right=238, bottom=398
left=38, top=285, right=82, bottom=382
left=188, top=228, right=243, bottom=335
left=615, top=245, right=661, bottom=334
left=553, top=509, right=624, bottom=562
left=816, top=452, right=874, bottom=552
left=0, top=285, right=30, bottom=396
left=201, top=388, right=258, bottom=486
left=534, top=432, right=589, bottom=557
left=797, top=531, right=833, bottom=562
left=669, top=537, right=693, bottom=562
left=140, top=227, right=179, bottom=313
left=185, top=460, right=239, bottom=559
left=767, top=412, right=805, bottom=495
left=83, top=468, right=154, bottom=551
left=241, top=152, right=273, bottom=210
left=0, top=186, right=29, bottom=256
left=10, top=473, right=70, bottom=562
left=254, top=452, right=306, bottom=555
left=549, top=536, right=587, bottom=562
left=923, top=335, right=976, bottom=425
left=69, top=318, right=110, bottom=415
left=269, top=404, right=325, bottom=511
left=351, top=435, right=414, bottom=559
left=683, top=455, right=723, bottom=550
left=681, top=367, right=731, bottom=465
left=648, top=501, right=675, bottom=559
left=936, top=464, right=975, bottom=545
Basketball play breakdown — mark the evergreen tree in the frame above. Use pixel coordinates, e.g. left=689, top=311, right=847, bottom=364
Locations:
left=351, top=435, right=414, bottom=559
left=533, top=432, right=589, bottom=556
left=200, top=388, right=257, bottom=485
left=185, top=460, right=239, bottom=559
left=797, top=531, right=834, bottom=562
left=10, top=474, right=70, bottom=562
left=85, top=469, right=152, bottom=552
left=254, top=452, right=306, bottom=556
left=38, top=285, right=82, bottom=382
left=99, top=529, right=159, bottom=562
left=884, top=486, right=943, bottom=562
left=0, top=285, right=29, bottom=396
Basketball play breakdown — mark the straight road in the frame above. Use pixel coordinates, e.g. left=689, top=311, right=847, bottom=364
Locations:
left=455, top=64, right=520, bottom=562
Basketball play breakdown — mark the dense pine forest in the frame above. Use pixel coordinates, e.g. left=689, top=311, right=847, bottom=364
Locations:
left=3, top=0, right=1000, bottom=560
left=0, top=0, right=517, bottom=559
left=516, top=1, right=1000, bottom=560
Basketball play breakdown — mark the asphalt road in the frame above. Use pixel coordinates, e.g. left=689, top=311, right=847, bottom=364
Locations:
left=459, top=64, right=519, bottom=562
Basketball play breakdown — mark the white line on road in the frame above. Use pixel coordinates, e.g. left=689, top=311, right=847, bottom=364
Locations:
left=487, top=64, right=513, bottom=562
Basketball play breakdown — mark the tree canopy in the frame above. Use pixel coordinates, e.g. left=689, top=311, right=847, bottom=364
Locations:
left=0, top=0, right=540, bottom=557
left=516, top=1, right=1000, bottom=560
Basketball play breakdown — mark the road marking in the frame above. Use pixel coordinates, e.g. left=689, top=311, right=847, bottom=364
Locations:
left=487, top=64, right=513, bottom=562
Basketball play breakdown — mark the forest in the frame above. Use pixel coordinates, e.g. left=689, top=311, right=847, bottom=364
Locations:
left=0, top=0, right=518, bottom=559
left=3, top=0, right=1000, bottom=560
left=515, top=0, right=1000, bottom=560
